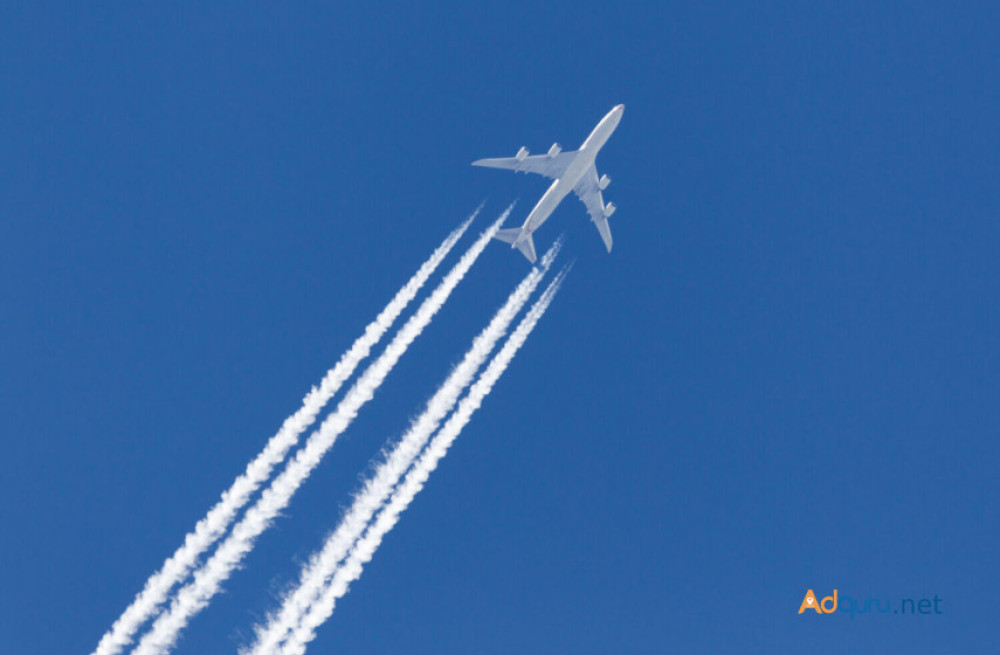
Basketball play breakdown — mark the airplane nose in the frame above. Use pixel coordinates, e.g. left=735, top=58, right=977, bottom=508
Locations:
left=616, top=104, right=625, bottom=112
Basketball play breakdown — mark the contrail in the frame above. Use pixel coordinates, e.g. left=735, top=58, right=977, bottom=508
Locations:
left=282, top=267, right=570, bottom=655
left=129, top=210, right=508, bottom=655
left=91, top=213, right=475, bottom=655
left=245, top=242, right=562, bottom=655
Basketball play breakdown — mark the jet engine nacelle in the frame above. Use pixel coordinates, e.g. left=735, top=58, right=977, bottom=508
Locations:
left=598, top=174, right=611, bottom=190
left=604, top=202, right=616, bottom=217
left=515, top=146, right=529, bottom=162
left=547, top=142, right=562, bottom=157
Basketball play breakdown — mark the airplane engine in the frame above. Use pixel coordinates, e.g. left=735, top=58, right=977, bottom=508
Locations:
left=598, top=174, right=611, bottom=190
left=515, top=146, right=529, bottom=162
left=604, top=202, right=616, bottom=217
left=547, top=142, right=562, bottom=157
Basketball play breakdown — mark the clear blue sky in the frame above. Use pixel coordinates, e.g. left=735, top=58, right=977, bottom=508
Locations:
left=2, top=2, right=997, bottom=653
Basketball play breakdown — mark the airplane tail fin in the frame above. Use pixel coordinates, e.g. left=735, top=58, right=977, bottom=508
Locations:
left=492, top=228, right=537, bottom=264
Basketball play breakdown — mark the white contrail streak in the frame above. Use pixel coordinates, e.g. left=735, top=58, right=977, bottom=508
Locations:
left=129, top=211, right=508, bottom=655
left=91, top=214, right=475, bottom=655
left=282, top=267, right=569, bottom=655
left=245, top=242, right=562, bottom=655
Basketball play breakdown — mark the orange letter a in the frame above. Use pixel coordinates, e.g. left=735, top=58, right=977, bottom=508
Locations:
left=798, top=589, right=822, bottom=614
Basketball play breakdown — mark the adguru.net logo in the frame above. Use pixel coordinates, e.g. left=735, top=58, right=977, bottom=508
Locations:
left=798, top=589, right=944, bottom=619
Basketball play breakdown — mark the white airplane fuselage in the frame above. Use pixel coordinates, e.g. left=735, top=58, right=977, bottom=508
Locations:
left=513, top=104, right=624, bottom=245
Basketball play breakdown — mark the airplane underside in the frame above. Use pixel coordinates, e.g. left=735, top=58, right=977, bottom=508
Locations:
left=472, top=104, right=624, bottom=263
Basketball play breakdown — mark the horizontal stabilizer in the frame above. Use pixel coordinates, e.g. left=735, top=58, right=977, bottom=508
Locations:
left=491, top=228, right=537, bottom=264
left=516, top=234, right=537, bottom=264
left=493, top=228, right=522, bottom=245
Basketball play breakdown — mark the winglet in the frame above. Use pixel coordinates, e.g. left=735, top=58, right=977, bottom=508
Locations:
left=593, top=216, right=613, bottom=253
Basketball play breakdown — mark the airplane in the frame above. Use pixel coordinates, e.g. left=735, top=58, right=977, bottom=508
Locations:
left=472, top=104, right=624, bottom=263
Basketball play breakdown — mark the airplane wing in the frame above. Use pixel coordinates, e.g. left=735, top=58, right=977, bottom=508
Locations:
left=472, top=151, right=578, bottom=180
left=573, top=164, right=614, bottom=252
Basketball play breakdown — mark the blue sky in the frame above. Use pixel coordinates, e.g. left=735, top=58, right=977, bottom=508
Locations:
left=2, top=2, right=997, bottom=653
